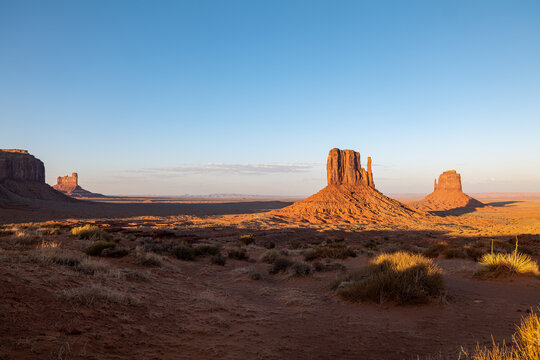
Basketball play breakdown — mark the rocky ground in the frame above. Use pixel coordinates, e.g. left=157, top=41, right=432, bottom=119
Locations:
left=0, top=198, right=539, bottom=360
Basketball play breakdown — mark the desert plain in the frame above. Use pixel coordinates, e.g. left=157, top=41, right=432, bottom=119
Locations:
left=0, top=149, right=539, bottom=360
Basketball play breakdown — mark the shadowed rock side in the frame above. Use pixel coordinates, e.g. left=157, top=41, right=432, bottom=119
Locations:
left=414, top=170, right=484, bottom=211
left=273, top=148, right=423, bottom=223
left=53, top=173, right=105, bottom=198
left=0, top=149, right=75, bottom=205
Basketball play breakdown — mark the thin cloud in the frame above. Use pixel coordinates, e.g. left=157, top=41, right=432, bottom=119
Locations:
left=125, top=162, right=321, bottom=176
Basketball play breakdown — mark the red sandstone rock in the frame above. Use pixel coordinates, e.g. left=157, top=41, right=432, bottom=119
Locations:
left=53, top=172, right=104, bottom=198
left=326, top=148, right=375, bottom=188
left=415, top=170, right=483, bottom=211
left=274, top=148, right=422, bottom=222
left=0, top=149, right=73, bottom=203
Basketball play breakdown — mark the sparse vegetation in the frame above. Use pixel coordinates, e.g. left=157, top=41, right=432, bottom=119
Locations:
left=260, top=249, right=280, bottom=263
left=228, top=248, right=248, bottom=260
left=334, top=252, right=444, bottom=304
left=60, top=284, right=137, bottom=305
left=84, top=241, right=117, bottom=256
left=461, top=308, right=540, bottom=360
left=313, top=261, right=347, bottom=272
left=210, top=253, right=227, bottom=266
left=268, top=257, right=312, bottom=276
left=424, top=242, right=484, bottom=260
left=194, top=244, right=221, bottom=256
left=135, top=251, right=163, bottom=267
left=304, top=242, right=356, bottom=261
left=238, top=235, right=255, bottom=246
left=171, top=244, right=196, bottom=260
left=72, top=225, right=111, bottom=240
left=478, top=241, right=539, bottom=277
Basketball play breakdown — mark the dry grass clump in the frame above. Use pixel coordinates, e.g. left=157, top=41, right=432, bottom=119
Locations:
left=210, top=253, right=227, bottom=266
left=260, top=249, right=280, bottom=263
left=135, top=250, right=163, bottom=267
left=478, top=242, right=539, bottom=277
left=334, top=252, right=444, bottom=304
left=194, top=244, right=220, bottom=256
left=228, top=248, right=248, bottom=260
left=72, top=225, right=111, bottom=240
left=304, top=241, right=356, bottom=261
left=171, top=244, right=196, bottom=260
left=424, top=242, right=483, bottom=260
left=60, top=284, right=137, bottom=306
left=268, top=257, right=312, bottom=276
left=84, top=241, right=117, bottom=256
left=237, top=235, right=255, bottom=246
left=30, top=247, right=82, bottom=267
left=461, top=309, right=540, bottom=360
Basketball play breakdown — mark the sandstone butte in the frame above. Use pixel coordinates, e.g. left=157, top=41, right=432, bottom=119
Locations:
left=0, top=149, right=73, bottom=203
left=273, top=148, right=423, bottom=223
left=53, top=172, right=104, bottom=198
left=415, top=170, right=484, bottom=211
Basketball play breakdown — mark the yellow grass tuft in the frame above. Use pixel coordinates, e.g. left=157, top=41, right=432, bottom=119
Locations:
left=479, top=239, right=539, bottom=277
left=462, top=309, right=540, bottom=360
left=334, top=251, right=444, bottom=304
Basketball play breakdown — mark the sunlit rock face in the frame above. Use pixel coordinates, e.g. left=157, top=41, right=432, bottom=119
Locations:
left=434, top=170, right=462, bottom=192
left=54, top=173, right=79, bottom=193
left=273, top=148, right=422, bottom=223
left=416, top=170, right=484, bottom=212
left=326, top=148, right=374, bottom=188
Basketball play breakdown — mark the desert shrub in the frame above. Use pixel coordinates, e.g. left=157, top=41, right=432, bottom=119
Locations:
left=210, top=253, right=227, bottom=266
left=72, top=225, right=111, bottom=241
left=423, top=243, right=448, bottom=258
left=84, top=241, right=117, bottom=256
left=313, top=262, right=347, bottom=272
left=228, top=249, right=248, bottom=260
left=136, top=237, right=177, bottom=254
left=238, top=235, right=255, bottom=246
left=260, top=250, right=280, bottom=264
left=77, top=258, right=115, bottom=275
left=288, top=239, right=300, bottom=249
left=461, top=309, right=540, bottom=360
left=478, top=244, right=539, bottom=277
left=334, top=252, right=444, bottom=305
left=269, top=257, right=293, bottom=274
left=264, top=242, right=276, bottom=249
left=171, top=244, right=196, bottom=260
left=103, top=248, right=129, bottom=258
left=194, top=244, right=220, bottom=256
left=250, top=273, right=261, bottom=280
left=31, top=248, right=81, bottom=267
left=135, top=251, right=163, bottom=267
left=289, top=262, right=312, bottom=277
left=60, top=284, right=137, bottom=305
left=304, top=242, right=356, bottom=261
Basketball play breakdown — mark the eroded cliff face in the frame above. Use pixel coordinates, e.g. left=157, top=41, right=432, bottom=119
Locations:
left=415, top=170, right=483, bottom=211
left=0, top=149, right=45, bottom=183
left=434, top=170, right=462, bottom=192
left=326, top=148, right=375, bottom=188
left=273, top=148, right=421, bottom=223
left=0, top=149, right=73, bottom=203
left=54, top=173, right=79, bottom=192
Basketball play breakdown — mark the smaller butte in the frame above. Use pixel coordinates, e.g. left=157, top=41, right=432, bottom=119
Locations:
left=415, top=170, right=483, bottom=212
left=53, top=173, right=104, bottom=198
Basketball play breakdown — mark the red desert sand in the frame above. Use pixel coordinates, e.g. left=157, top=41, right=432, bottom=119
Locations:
left=0, top=148, right=539, bottom=360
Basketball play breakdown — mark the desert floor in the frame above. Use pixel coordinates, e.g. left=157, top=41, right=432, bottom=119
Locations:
left=0, top=198, right=539, bottom=359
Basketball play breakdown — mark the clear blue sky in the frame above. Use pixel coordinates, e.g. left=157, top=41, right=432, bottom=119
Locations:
left=1, top=0, right=539, bottom=196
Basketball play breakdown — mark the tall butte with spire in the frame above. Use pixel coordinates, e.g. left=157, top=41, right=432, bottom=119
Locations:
left=415, top=170, right=483, bottom=211
left=53, top=172, right=104, bottom=198
left=273, top=148, right=422, bottom=223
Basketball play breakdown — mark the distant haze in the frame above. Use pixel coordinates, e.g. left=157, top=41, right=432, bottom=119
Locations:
left=1, top=1, right=539, bottom=196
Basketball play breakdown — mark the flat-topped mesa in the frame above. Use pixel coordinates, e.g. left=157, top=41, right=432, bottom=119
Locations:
left=434, top=170, right=462, bottom=192
left=326, top=148, right=375, bottom=188
left=0, top=149, right=45, bottom=183
left=56, top=173, right=78, bottom=191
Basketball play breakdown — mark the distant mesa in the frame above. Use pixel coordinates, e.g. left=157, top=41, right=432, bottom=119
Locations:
left=414, top=170, right=484, bottom=212
left=273, top=148, right=423, bottom=223
left=0, top=149, right=74, bottom=204
left=53, top=173, right=104, bottom=198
